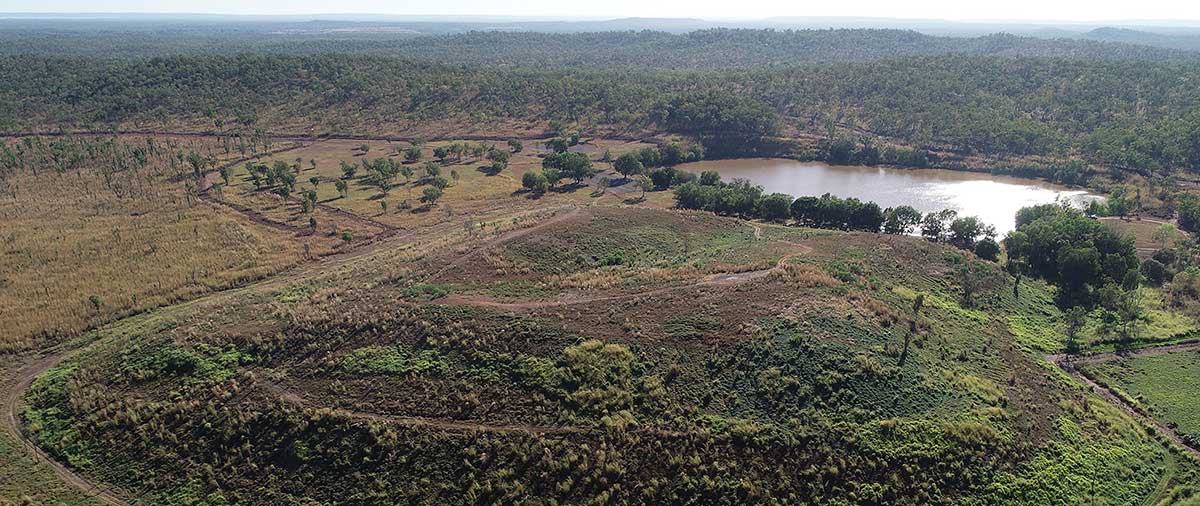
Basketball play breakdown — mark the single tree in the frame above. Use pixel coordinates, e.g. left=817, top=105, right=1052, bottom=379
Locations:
left=1153, top=223, right=1178, bottom=249
left=632, top=175, right=653, bottom=201
left=900, top=293, right=924, bottom=366
left=592, top=176, right=610, bottom=196
left=405, top=146, right=422, bottom=163
left=957, top=263, right=982, bottom=308
left=423, top=161, right=441, bottom=178
left=488, top=149, right=510, bottom=165
left=974, top=237, right=1001, bottom=261
left=523, top=171, right=549, bottom=194
left=545, top=138, right=569, bottom=154
left=1065, top=306, right=1086, bottom=354
left=757, top=193, right=794, bottom=222
left=883, top=206, right=922, bottom=235
left=543, top=168, right=563, bottom=189
left=614, top=152, right=644, bottom=180
left=421, top=186, right=443, bottom=206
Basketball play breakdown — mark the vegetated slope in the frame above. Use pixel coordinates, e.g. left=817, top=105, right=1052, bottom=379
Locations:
left=1083, top=350, right=1200, bottom=440
left=22, top=206, right=1199, bottom=504
left=0, top=27, right=1192, bottom=64
left=4, top=53, right=1200, bottom=174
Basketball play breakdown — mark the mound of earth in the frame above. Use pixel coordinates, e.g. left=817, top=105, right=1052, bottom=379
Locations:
left=22, top=206, right=1198, bottom=504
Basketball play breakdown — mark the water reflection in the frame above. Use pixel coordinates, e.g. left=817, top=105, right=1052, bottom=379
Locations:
left=678, top=158, right=1101, bottom=236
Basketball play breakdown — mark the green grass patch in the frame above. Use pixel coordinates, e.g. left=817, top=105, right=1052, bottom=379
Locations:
left=119, top=341, right=253, bottom=386
left=660, top=314, right=723, bottom=339
left=339, top=345, right=448, bottom=376
left=274, top=282, right=316, bottom=303
left=1083, top=350, right=1200, bottom=437
left=401, top=282, right=452, bottom=300
left=478, top=280, right=556, bottom=299
left=1008, top=314, right=1064, bottom=352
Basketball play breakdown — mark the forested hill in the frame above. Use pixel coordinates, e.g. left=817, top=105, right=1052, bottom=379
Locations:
left=340, top=29, right=1197, bottom=67
left=0, top=27, right=1195, bottom=64
left=4, top=53, right=1200, bottom=173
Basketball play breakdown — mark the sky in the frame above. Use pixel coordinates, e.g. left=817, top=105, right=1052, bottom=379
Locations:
left=3, top=0, right=1199, bottom=22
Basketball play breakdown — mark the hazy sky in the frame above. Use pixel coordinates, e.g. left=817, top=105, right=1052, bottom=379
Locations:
left=3, top=0, right=1199, bottom=22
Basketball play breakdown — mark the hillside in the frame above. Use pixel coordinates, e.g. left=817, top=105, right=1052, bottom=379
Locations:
left=1081, top=27, right=1200, bottom=52
left=18, top=205, right=1200, bottom=504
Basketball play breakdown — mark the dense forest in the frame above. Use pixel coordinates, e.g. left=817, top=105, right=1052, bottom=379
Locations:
left=1, top=27, right=1195, bottom=63
left=3, top=49, right=1200, bottom=173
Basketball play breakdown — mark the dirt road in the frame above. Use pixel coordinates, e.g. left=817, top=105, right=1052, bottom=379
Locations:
left=3, top=352, right=129, bottom=505
left=1047, top=343, right=1200, bottom=459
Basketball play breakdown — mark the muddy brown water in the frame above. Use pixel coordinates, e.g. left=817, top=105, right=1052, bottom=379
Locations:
left=679, top=159, right=1101, bottom=236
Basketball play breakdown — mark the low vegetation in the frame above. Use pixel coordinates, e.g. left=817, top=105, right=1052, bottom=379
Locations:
left=1083, top=350, right=1200, bottom=444
left=0, top=136, right=303, bottom=351
left=19, top=206, right=1200, bottom=504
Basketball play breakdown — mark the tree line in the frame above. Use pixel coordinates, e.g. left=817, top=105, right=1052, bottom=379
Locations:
left=672, top=173, right=1000, bottom=259
left=5, top=52, right=1200, bottom=174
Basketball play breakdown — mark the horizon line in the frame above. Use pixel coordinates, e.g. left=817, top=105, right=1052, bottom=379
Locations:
left=1, top=12, right=1199, bottom=25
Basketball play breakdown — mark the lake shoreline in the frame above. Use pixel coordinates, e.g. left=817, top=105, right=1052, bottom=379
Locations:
left=677, top=157, right=1102, bottom=237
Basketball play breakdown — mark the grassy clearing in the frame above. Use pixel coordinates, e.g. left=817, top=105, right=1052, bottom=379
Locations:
left=0, top=138, right=303, bottom=352
left=499, top=207, right=769, bottom=275
left=237, top=138, right=657, bottom=233
left=1079, top=287, right=1199, bottom=352
left=1084, top=350, right=1200, bottom=438
left=1101, top=217, right=1176, bottom=257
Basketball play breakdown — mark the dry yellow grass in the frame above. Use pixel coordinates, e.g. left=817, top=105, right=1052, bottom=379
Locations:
left=0, top=137, right=304, bottom=351
left=1100, top=217, right=1177, bottom=258
left=239, top=138, right=659, bottom=231
left=0, top=134, right=668, bottom=351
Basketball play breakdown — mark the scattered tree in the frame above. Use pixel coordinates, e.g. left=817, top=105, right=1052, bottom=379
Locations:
left=614, top=153, right=644, bottom=180
left=405, top=146, right=423, bottom=163
left=421, top=186, right=443, bottom=206
left=632, top=175, right=653, bottom=201
left=522, top=171, right=549, bottom=194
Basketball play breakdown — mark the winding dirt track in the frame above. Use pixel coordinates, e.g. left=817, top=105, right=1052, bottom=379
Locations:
left=439, top=249, right=806, bottom=310
left=1047, top=342, right=1200, bottom=459
left=436, top=220, right=810, bottom=310
left=3, top=352, right=129, bottom=505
